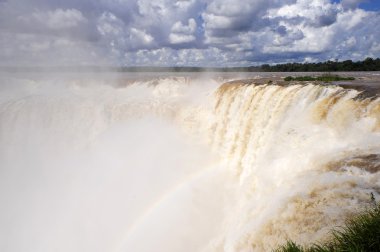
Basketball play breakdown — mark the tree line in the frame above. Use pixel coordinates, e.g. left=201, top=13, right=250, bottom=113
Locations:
left=260, top=57, right=380, bottom=72
left=1, top=58, right=379, bottom=72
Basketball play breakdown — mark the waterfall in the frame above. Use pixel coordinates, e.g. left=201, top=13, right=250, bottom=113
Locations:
left=208, top=82, right=380, bottom=251
left=0, top=73, right=379, bottom=252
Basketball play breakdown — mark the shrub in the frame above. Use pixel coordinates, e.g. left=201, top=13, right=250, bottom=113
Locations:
left=284, top=75, right=355, bottom=82
left=274, top=203, right=380, bottom=252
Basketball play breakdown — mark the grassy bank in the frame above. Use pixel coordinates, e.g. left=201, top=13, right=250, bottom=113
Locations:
left=284, top=75, right=355, bottom=82
left=274, top=203, right=380, bottom=252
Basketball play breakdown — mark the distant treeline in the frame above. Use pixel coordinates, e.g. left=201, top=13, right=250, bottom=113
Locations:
left=261, top=57, right=380, bottom=72
left=0, top=66, right=262, bottom=73
left=1, top=58, right=379, bottom=72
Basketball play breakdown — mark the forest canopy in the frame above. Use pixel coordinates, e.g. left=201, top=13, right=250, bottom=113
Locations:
left=1, top=58, right=379, bottom=72
left=260, top=57, right=380, bottom=72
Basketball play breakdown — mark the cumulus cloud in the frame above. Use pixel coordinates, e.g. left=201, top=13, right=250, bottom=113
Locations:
left=0, top=0, right=379, bottom=66
left=27, top=9, right=87, bottom=30
left=269, top=0, right=339, bottom=27
left=169, top=19, right=197, bottom=44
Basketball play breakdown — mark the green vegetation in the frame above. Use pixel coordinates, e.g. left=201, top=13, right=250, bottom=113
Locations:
left=262, top=57, right=380, bottom=72
left=274, top=203, right=380, bottom=252
left=284, top=75, right=355, bottom=82
left=2, top=58, right=379, bottom=73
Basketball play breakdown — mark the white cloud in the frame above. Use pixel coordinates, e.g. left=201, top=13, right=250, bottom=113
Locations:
left=130, top=28, right=154, bottom=45
left=169, top=18, right=197, bottom=44
left=97, top=12, right=123, bottom=36
left=0, top=0, right=379, bottom=66
left=260, top=0, right=376, bottom=61
left=169, top=34, right=196, bottom=44
left=171, top=19, right=196, bottom=34
left=18, top=8, right=87, bottom=30
left=44, top=9, right=87, bottom=30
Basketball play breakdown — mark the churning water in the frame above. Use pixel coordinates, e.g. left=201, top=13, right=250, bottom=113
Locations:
left=0, top=73, right=380, bottom=252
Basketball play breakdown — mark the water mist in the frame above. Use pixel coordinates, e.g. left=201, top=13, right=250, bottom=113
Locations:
left=0, top=73, right=379, bottom=252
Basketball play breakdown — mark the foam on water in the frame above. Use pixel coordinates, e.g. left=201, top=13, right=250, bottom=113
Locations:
left=0, top=74, right=379, bottom=252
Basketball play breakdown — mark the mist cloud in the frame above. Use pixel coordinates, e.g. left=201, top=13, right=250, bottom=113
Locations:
left=0, top=0, right=379, bottom=66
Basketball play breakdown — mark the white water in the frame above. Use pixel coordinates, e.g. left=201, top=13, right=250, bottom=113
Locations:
left=0, top=73, right=380, bottom=252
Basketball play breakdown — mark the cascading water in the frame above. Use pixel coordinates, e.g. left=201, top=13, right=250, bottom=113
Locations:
left=0, top=73, right=379, bottom=252
left=209, top=82, right=380, bottom=251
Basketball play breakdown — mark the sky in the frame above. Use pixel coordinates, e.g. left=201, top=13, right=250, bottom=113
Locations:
left=0, top=0, right=379, bottom=67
